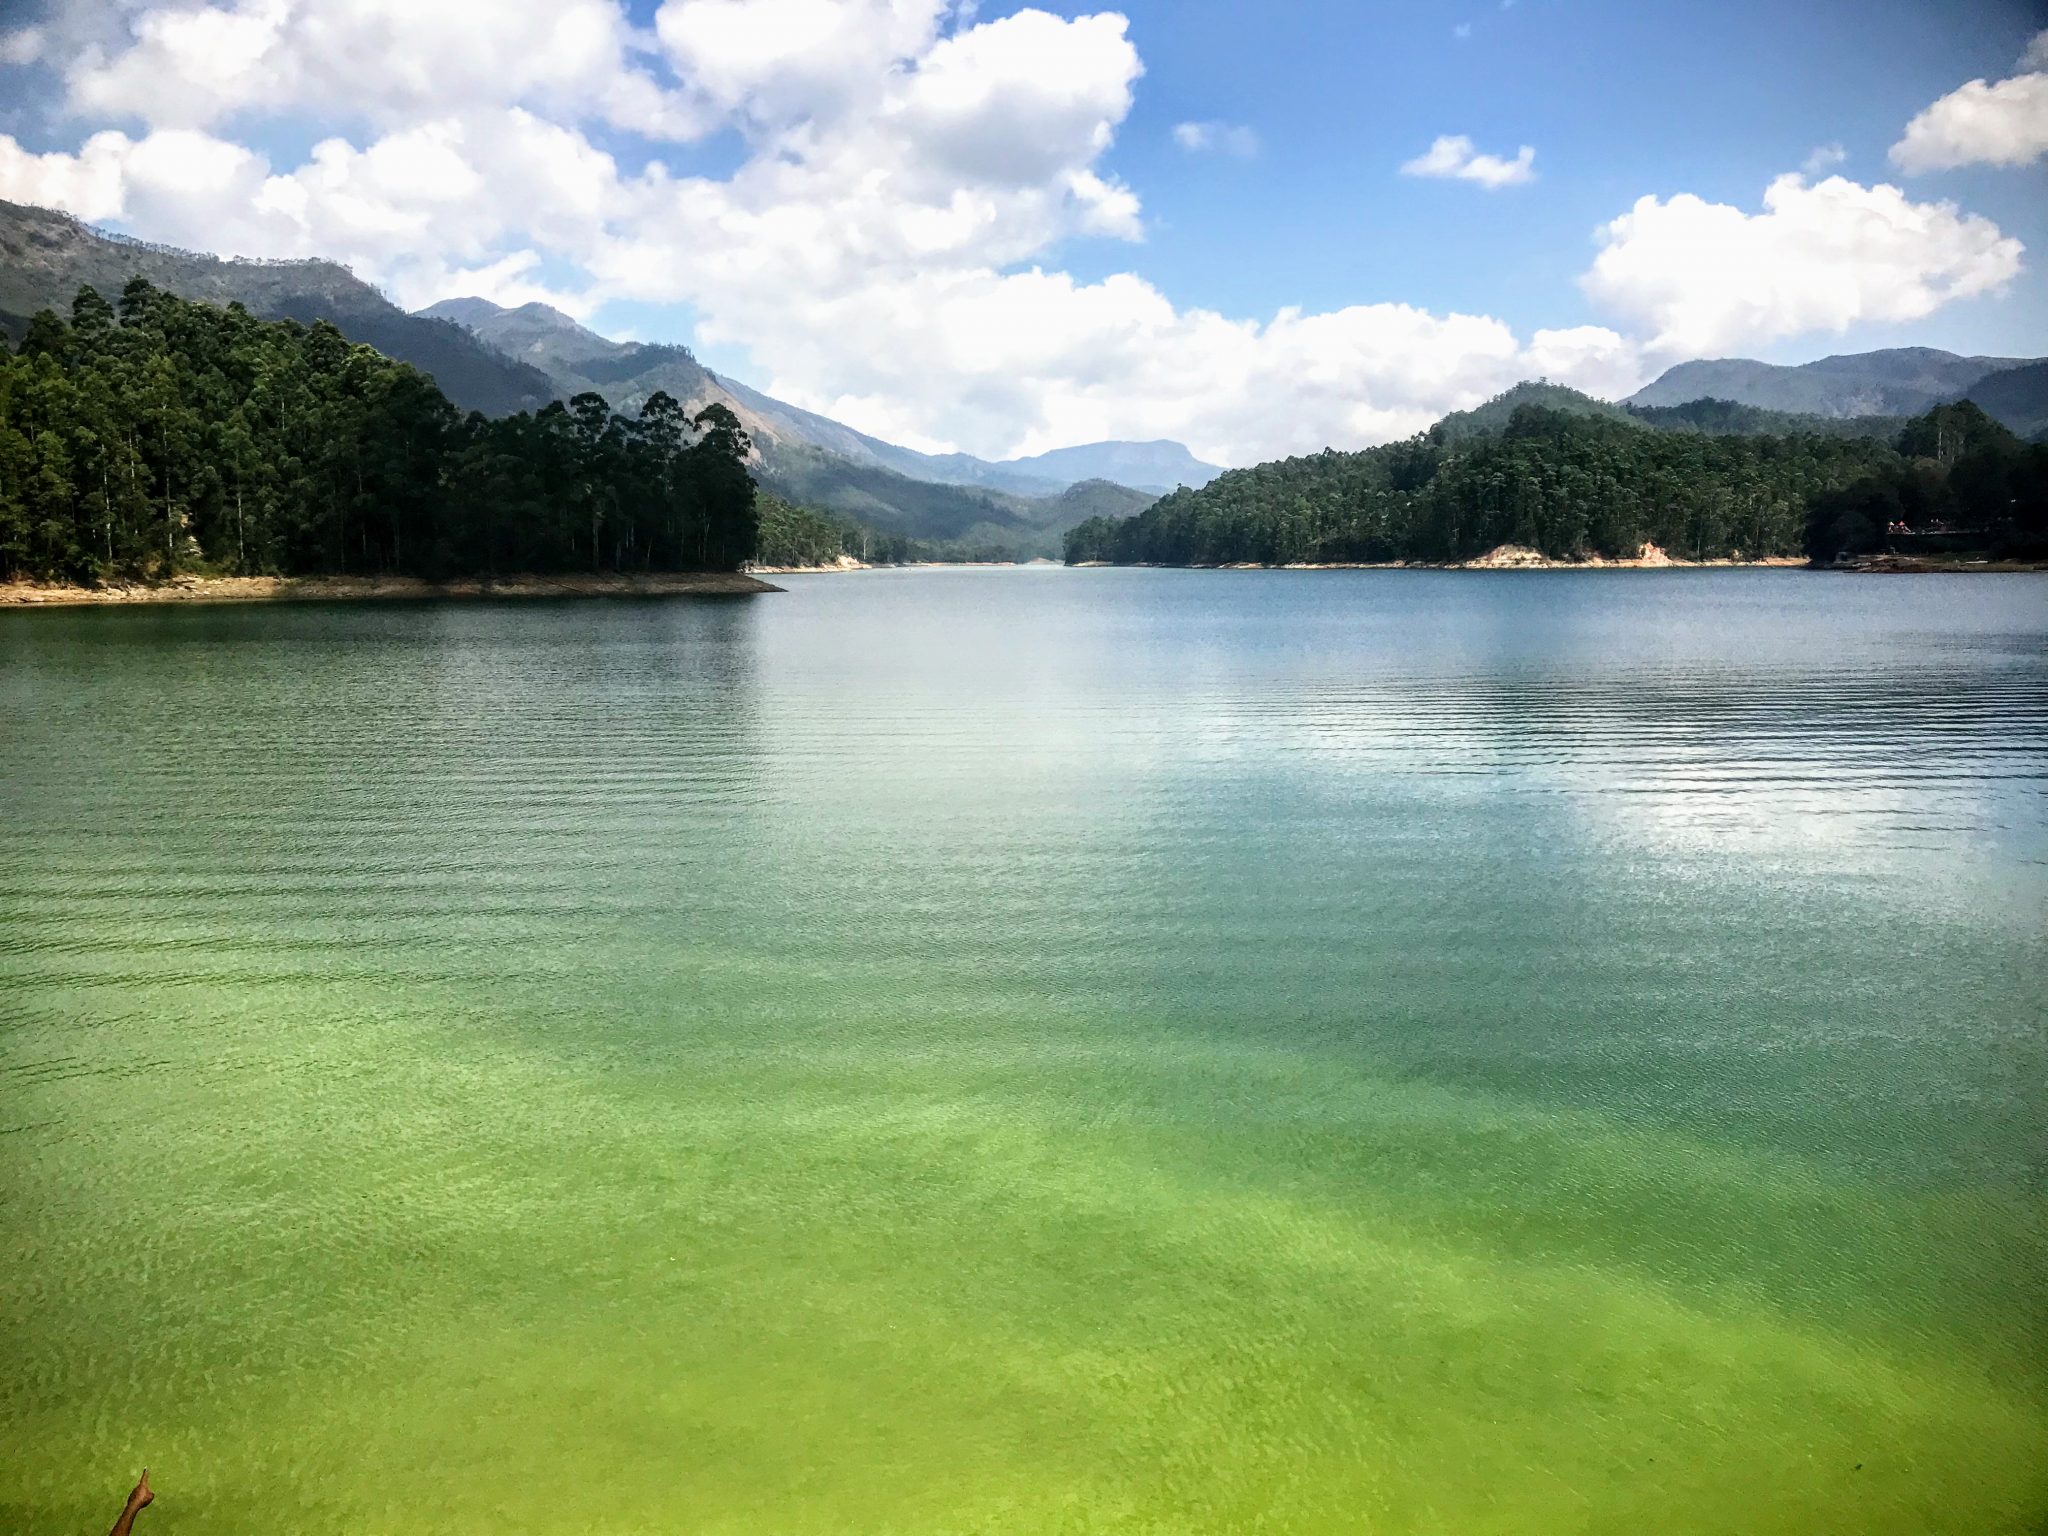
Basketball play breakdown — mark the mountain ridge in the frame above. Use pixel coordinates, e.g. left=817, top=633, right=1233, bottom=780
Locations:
left=414, top=297, right=1122, bottom=549
left=0, top=207, right=1137, bottom=553
left=419, top=295, right=1222, bottom=495
left=1626, top=347, right=2044, bottom=422
left=0, top=200, right=556, bottom=416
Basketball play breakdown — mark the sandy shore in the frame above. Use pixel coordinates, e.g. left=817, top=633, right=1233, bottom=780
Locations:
left=0, top=571, right=783, bottom=607
left=746, top=555, right=870, bottom=574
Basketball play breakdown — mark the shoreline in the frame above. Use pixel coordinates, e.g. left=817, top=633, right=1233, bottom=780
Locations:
left=1070, top=555, right=2045, bottom=573
left=747, top=559, right=1065, bottom=574
left=1831, top=554, right=2048, bottom=574
left=0, top=571, right=784, bottom=608
left=1068, top=557, right=1808, bottom=571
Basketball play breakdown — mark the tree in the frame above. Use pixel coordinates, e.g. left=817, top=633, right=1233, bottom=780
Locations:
left=0, top=282, right=765, bottom=583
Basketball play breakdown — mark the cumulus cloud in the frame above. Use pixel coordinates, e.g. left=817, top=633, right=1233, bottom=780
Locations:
left=0, top=0, right=2026, bottom=465
left=0, top=129, right=133, bottom=221
left=1582, top=172, right=2023, bottom=357
left=653, top=0, right=954, bottom=126
left=1891, top=31, right=2048, bottom=172
left=39, top=0, right=701, bottom=139
left=1172, top=121, right=1260, bottom=158
left=1400, top=134, right=1535, bottom=188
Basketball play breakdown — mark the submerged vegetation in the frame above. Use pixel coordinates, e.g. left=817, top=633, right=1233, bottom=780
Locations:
left=0, top=281, right=760, bottom=584
left=1065, top=389, right=2048, bottom=568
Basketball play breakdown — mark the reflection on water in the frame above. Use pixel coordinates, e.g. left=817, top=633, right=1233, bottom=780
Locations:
left=2, top=571, right=2044, bottom=1534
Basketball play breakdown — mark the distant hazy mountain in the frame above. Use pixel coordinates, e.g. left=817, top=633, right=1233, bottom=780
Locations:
left=1404, top=380, right=1910, bottom=446
left=0, top=200, right=555, bottom=416
left=1965, top=361, right=2048, bottom=441
left=1002, top=440, right=1220, bottom=493
left=1626, top=348, right=2040, bottom=420
left=720, top=381, right=1224, bottom=493
left=711, top=373, right=1060, bottom=496
left=418, top=296, right=1153, bottom=549
left=419, top=295, right=1218, bottom=494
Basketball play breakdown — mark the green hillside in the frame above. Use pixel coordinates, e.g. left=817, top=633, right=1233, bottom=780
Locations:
left=1065, top=399, right=2046, bottom=567
left=0, top=200, right=555, bottom=417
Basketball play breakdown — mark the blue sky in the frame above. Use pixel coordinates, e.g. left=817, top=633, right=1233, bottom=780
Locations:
left=1085, top=0, right=2047, bottom=358
left=2, top=0, right=2044, bottom=461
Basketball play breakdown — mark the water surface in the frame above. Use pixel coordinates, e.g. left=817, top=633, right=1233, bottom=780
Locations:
left=3, top=569, right=2045, bottom=1533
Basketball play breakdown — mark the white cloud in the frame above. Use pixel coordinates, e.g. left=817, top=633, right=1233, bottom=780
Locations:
left=49, top=0, right=701, bottom=139
left=1800, top=142, right=1846, bottom=176
left=1452, top=22, right=1473, bottom=40
left=708, top=270, right=1641, bottom=464
left=0, top=129, right=133, bottom=222
left=1582, top=172, right=2023, bottom=357
left=0, top=1, right=2027, bottom=467
left=655, top=0, right=948, bottom=125
left=1890, top=34, right=2048, bottom=173
left=0, top=26, right=44, bottom=66
left=1171, top=120, right=1259, bottom=158
left=1400, top=134, right=1535, bottom=188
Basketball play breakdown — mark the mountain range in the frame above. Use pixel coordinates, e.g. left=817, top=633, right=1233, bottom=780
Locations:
left=4, top=197, right=2043, bottom=550
left=0, top=200, right=1185, bottom=552
left=419, top=296, right=1222, bottom=498
left=1626, top=347, right=2045, bottom=426
left=0, top=198, right=555, bottom=416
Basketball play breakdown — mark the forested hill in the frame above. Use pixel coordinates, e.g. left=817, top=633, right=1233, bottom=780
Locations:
left=0, top=281, right=759, bottom=583
left=1966, top=361, right=2048, bottom=441
left=1429, top=380, right=1642, bottom=441
left=0, top=200, right=556, bottom=416
left=1624, top=398, right=1907, bottom=439
left=1063, top=393, right=2047, bottom=568
left=1433, top=380, right=1910, bottom=443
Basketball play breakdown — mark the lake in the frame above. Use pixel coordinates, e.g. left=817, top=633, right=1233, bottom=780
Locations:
left=3, top=568, right=2044, bottom=1534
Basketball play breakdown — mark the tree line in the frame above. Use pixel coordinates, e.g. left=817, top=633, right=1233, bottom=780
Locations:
left=755, top=493, right=925, bottom=566
left=1804, top=402, right=2048, bottom=563
left=0, top=280, right=760, bottom=583
left=1065, top=396, right=2047, bottom=567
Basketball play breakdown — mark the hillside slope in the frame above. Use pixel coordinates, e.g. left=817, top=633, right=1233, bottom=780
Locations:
left=0, top=200, right=555, bottom=416
left=1626, top=347, right=2038, bottom=419
left=421, top=295, right=1217, bottom=495
left=1432, top=381, right=1644, bottom=441
left=1965, top=361, right=2048, bottom=441
left=1065, top=403, right=1905, bottom=567
left=421, top=296, right=1160, bottom=547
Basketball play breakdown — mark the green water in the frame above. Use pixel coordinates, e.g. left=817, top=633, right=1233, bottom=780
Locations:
left=3, top=569, right=2044, bottom=1534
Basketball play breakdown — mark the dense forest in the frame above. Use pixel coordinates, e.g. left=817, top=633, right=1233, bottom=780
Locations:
left=0, top=280, right=759, bottom=583
left=1065, top=392, right=2048, bottom=567
left=1804, top=401, right=2048, bottom=562
left=753, top=493, right=942, bottom=566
